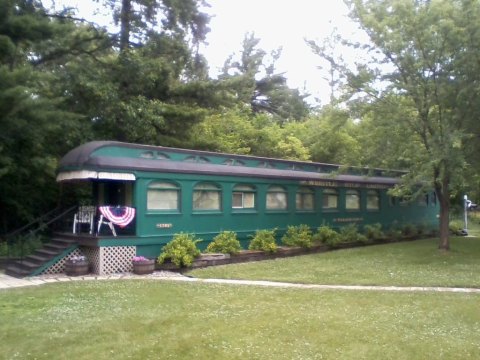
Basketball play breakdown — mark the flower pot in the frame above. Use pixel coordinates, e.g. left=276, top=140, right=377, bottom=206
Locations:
left=132, top=259, right=155, bottom=275
left=65, top=259, right=89, bottom=276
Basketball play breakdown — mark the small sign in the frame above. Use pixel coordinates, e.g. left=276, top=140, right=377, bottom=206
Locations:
left=156, top=223, right=173, bottom=229
left=333, top=217, right=364, bottom=223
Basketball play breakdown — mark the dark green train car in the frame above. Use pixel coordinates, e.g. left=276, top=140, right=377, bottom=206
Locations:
left=56, top=141, right=438, bottom=274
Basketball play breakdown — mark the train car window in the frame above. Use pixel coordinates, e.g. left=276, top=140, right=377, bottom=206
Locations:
left=258, top=161, right=275, bottom=169
left=193, top=183, right=221, bottom=210
left=140, top=151, right=155, bottom=159
left=147, top=181, right=179, bottom=210
left=296, top=187, right=314, bottom=211
left=346, top=189, right=360, bottom=210
left=366, top=190, right=380, bottom=210
left=156, top=152, right=170, bottom=160
left=266, top=185, right=287, bottom=210
left=232, top=185, right=256, bottom=209
left=322, top=189, right=338, bottom=210
left=184, top=155, right=210, bottom=163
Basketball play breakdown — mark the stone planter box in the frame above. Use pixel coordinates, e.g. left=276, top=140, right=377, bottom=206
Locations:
left=65, top=259, right=89, bottom=276
left=132, top=259, right=155, bottom=275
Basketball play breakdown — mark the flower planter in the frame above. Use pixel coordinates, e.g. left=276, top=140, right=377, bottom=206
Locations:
left=65, top=259, right=89, bottom=276
left=132, top=259, right=155, bottom=275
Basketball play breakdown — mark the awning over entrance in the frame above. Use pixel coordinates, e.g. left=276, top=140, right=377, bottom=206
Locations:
left=56, top=170, right=136, bottom=182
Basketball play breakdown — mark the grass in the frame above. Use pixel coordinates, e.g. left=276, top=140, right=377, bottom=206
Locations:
left=1, top=280, right=480, bottom=359
left=2, top=222, right=480, bottom=359
left=190, top=236, right=480, bottom=288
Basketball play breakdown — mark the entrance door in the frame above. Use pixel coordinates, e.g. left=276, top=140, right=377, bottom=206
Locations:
left=95, top=181, right=133, bottom=206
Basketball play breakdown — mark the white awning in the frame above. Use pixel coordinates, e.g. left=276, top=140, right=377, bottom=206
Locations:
left=56, top=170, right=135, bottom=182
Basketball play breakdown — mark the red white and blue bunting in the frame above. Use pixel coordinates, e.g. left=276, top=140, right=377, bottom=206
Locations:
left=98, top=206, right=135, bottom=227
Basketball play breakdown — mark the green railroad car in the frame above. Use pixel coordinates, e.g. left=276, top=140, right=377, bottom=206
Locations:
left=56, top=141, right=439, bottom=265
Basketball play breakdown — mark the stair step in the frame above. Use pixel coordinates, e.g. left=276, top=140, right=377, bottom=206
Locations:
left=28, top=254, right=49, bottom=263
left=5, top=265, right=30, bottom=278
left=35, top=248, right=59, bottom=258
left=6, top=236, right=79, bottom=278
left=44, top=243, right=68, bottom=252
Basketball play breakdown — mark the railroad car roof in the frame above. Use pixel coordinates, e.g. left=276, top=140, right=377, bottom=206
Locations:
left=57, top=141, right=402, bottom=186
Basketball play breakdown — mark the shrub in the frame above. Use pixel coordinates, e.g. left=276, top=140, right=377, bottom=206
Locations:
left=339, top=224, right=367, bottom=244
left=158, top=233, right=201, bottom=267
left=363, top=223, right=384, bottom=241
left=249, top=229, right=277, bottom=253
left=385, top=221, right=402, bottom=240
left=313, top=225, right=340, bottom=246
left=281, top=224, right=313, bottom=248
left=401, top=223, right=415, bottom=237
left=449, top=220, right=464, bottom=235
left=0, top=235, right=44, bottom=257
left=206, top=231, right=242, bottom=255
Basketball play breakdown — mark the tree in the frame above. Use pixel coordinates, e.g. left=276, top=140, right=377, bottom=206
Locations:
left=57, top=0, right=220, bottom=147
left=0, top=0, right=87, bottom=232
left=220, top=33, right=310, bottom=122
left=341, top=0, right=480, bottom=250
left=190, top=107, right=311, bottom=161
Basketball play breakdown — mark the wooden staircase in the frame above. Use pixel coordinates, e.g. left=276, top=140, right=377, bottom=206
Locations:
left=5, top=236, right=78, bottom=278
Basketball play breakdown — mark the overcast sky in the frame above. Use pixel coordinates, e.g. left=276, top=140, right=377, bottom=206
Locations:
left=47, top=0, right=365, bottom=105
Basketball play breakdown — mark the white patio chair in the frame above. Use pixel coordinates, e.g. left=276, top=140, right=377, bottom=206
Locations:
left=72, top=206, right=95, bottom=234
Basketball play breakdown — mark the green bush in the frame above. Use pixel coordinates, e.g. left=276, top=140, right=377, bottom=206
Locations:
left=249, top=229, right=277, bottom=253
left=0, top=241, right=6, bottom=257
left=281, top=224, right=314, bottom=248
left=158, top=233, right=201, bottom=267
left=363, top=223, right=384, bottom=241
left=401, top=223, right=415, bottom=237
left=449, top=220, right=464, bottom=235
left=385, top=221, right=402, bottom=240
left=0, top=235, right=44, bottom=257
left=206, top=231, right=242, bottom=255
left=313, top=225, right=340, bottom=246
left=339, top=224, right=368, bottom=244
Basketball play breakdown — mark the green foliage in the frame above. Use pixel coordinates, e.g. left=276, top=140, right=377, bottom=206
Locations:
left=401, top=224, right=415, bottom=238
left=158, top=233, right=201, bottom=267
left=449, top=220, right=465, bottom=236
left=220, top=33, right=310, bottom=122
left=313, top=225, right=340, bottom=246
left=338, top=224, right=368, bottom=244
left=281, top=224, right=314, bottom=248
left=249, top=229, right=277, bottom=253
left=0, top=235, right=44, bottom=257
left=190, top=108, right=311, bottom=160
left=363, top=223, right=384, bottom=241
left=206, top=231, right=242, bottom=255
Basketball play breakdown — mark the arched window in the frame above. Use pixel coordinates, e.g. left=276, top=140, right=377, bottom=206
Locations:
left=232, top=184, right=256, bottom=209
left=193, top=182, right=221, bottom=210
left=266, top=185, right=287, bottom=210
left=296, top=186, right=314, bottom=211
left=346, top=189, right=360, bottom=210
left=366, top=190, right=380, bottom=210
left=147, top=181, right=180, bottom=210
left=322, top=189, right=338, bottom=210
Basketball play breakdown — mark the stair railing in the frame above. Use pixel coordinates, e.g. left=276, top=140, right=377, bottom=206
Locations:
left=2, top=205, right=77, bottom=261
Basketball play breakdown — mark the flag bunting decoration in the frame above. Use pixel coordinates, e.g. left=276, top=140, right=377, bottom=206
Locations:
left=99, top=206, right=135, bottom=227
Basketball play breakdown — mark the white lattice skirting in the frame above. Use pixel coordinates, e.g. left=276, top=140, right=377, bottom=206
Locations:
left=42, top=246, right=136, bottom=275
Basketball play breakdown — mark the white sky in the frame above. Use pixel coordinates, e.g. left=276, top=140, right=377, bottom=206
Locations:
left=47, top=0, right=366, bottom=105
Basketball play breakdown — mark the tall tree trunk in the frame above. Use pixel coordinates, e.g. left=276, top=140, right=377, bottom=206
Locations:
left=435, top=172, right=450, bottom=251
left=119, top=0, right=131, bottom=53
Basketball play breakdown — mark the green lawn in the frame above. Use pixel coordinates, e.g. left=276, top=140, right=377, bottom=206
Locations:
left=190, top=237, right=480, bottom=287
left=1, top=280, right=480, bottom=360
left=2, top=233, right=480, bottom=359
